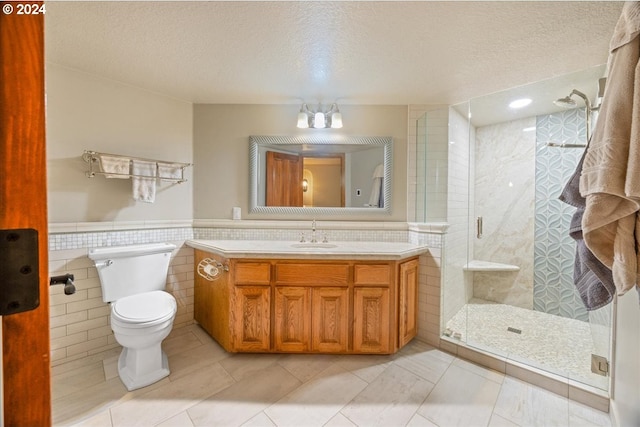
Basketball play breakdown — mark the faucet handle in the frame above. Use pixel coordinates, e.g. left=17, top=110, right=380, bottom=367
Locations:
left=300, top=232, right=306, bottom=243
left=322, top=232, right=329, bottom=243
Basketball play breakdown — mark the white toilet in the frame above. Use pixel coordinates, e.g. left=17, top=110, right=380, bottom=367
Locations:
left=89, top=243, right=177, bottom=391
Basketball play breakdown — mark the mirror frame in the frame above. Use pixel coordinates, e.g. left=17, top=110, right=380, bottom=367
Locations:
left=249, top=135, right=393, bottom=215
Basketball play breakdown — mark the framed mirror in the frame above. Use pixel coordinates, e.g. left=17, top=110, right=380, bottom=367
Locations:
left=249, top=135, right=392, bottom=215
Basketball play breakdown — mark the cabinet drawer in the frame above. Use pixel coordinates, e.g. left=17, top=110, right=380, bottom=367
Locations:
left=275, top=263, right=349, bottom=286
left=235, top=262, right=271, bottom=285
left=354, top=264, right=391, bottom=286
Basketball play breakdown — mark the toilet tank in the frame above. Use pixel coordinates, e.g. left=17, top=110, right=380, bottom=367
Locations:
left=89, top=243, right=176, bottom=302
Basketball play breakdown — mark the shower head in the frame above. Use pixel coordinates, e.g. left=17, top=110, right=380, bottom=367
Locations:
left=552, top=88, right=595, bottom=144
left=554, top=95, right=577, bottom=108
left=553, top=89, right=591, bottom=110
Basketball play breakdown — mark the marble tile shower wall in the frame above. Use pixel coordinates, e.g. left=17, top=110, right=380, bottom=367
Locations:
left=534, top=109, right=588, bottom=321
left=49, top=225, right=443, bottom=365
left=473, top=117, right=536, bottom=309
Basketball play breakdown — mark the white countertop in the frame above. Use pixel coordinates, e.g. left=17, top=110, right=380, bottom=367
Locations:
left=186, top=239, right=428, bottom=260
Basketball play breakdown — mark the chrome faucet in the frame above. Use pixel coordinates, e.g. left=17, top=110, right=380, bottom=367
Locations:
left=311, top=219, right=317, bottom=243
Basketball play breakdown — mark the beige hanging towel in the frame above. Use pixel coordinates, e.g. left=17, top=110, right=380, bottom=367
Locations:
left=580, top=1, right=640, bottom=295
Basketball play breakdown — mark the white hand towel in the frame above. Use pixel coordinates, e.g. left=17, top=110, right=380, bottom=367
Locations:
left=132, top=160, right=156, bottom=203
left=368, top=177, right=382, bottom=207
left=157, top=163, right=183, bottom=181
left=372, top=163, right=384, bottom=178
left=99, top=155, right=130, bottom=178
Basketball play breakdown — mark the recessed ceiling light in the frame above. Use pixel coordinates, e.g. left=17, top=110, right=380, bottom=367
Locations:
left=509, top=98, right=532, bottom=109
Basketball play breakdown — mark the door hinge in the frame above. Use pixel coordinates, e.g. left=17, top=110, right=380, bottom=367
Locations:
left=0, top=228, right=40, bottom=315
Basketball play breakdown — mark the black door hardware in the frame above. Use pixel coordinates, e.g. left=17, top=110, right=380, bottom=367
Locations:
left=0, top=228, right=40, bottom=315
left=50, top=273, right=76, bottom=295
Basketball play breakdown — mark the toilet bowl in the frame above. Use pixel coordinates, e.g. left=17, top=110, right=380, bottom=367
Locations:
left=88, top=243, right=177, bottom=391
left=110, top=290, right=177, bottom=391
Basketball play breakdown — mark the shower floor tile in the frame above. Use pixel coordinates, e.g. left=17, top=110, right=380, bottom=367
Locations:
left=445, top=299, right=609, bottom=391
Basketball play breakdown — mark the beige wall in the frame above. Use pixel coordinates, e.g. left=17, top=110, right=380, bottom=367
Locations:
left=46, top=63, right=194, bottom=223
left=193, top=104, right=408, bottom=221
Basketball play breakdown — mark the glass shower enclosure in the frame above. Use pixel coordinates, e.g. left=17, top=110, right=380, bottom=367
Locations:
left=416, top=65, right=612, bottom=394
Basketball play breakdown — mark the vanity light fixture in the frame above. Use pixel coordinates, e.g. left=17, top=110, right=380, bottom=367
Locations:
left=297, top=103, right=343, bottom=129
left=302, top=179, right=309, bottom=192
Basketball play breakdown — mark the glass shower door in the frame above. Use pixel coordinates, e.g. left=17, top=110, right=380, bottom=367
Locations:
left=437, top=66, right=612, bottom=394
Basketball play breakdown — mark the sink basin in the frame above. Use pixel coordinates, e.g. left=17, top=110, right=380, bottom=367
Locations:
left=290, top=243, right=338, bottom=249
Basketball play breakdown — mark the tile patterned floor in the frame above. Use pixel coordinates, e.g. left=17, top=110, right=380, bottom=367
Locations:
left=445, top=299, right=609, bottom=391
left=52, top=324, right=612, bottom=427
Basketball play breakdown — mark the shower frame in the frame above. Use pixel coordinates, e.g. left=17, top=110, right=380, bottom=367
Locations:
left=414, top=68, right=614, bottom=408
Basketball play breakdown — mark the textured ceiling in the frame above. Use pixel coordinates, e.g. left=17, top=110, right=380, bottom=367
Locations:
left=45, top=1, right=624, bottom=106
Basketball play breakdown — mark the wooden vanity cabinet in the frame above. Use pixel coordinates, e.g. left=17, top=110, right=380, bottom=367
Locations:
left=232, top=262, right=271, bottom=352
left=352, top=263, right=393, bottom=353
left=194, top=251, right=419, bottom=355
left=274, top=263, right=350, bottom=353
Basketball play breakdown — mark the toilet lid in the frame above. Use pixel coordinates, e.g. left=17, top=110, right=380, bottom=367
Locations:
left=112, top=290, right=176, bottom=323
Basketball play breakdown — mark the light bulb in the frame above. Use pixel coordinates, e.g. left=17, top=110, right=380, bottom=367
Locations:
left=331, top=112, right=343, bottom=128
left=314, top=111, right=326, bottom=128
left=297, top=112, right=309, bottom=128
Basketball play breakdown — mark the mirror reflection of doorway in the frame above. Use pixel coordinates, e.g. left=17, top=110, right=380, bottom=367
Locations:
left=265, top=150, right=345, bottom=207
left=265, top=151, right=303, bottom=206
left=302, top=155, right=345, bottom=207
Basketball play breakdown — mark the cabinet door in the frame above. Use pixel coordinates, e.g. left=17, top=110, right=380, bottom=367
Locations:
left=353, top=287, right=390, bottom=353
left=274, top=287, right=311, bottom=352
left=399, top=259, right=419, bottom=347
left=233, top=286, right=271, bottom=352
left=312, top=287, right=349, bottom=353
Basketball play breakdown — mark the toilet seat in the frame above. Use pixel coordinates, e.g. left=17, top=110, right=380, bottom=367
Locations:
left=112, top=290, right=176, bottom=327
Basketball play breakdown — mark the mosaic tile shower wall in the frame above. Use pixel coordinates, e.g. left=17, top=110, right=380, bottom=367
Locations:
left=534, top=108, right=588, bottom=321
